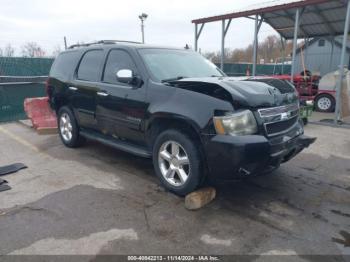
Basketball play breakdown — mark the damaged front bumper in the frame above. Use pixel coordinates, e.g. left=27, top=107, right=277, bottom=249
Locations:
left=203, top=127, right=316, bottom=180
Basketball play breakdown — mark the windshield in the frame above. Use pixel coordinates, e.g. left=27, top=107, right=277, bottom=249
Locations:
left=138, top=49, right=225, bottom=82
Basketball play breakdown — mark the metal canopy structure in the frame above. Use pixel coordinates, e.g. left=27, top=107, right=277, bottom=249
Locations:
left=192, top=0, right=347, bottom=39
left=191, top=0, right=350, bottom=124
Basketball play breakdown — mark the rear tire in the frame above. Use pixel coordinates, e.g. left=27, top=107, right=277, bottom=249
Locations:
left=57, top=106, right=84, bottom=148
left=315, top=94, right=335, bottom=112
left=152, top=129, right=203, bottom=196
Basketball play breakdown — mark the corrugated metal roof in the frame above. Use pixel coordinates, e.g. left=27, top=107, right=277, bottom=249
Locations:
left=192, top=0, right=348, bottom=39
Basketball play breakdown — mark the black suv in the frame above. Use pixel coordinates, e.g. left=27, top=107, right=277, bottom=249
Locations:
left=47, top=40, right=315, bottom=195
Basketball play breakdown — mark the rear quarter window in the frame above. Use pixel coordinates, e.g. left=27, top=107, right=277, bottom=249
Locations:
left=50, top=51, right=80, bottom=81
left=77, top=49, right=104, bottom=82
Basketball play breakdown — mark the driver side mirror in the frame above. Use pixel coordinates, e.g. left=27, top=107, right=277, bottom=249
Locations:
left=116, top=69, right=143, bottom=88
left=116, top=69, right=133, bottom=84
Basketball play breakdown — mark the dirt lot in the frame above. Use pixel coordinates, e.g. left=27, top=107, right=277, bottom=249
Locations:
left=0, top=122, right=349, bottom=258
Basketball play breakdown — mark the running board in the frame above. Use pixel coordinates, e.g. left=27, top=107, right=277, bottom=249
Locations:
left=80, top=129, right=152, bottom=158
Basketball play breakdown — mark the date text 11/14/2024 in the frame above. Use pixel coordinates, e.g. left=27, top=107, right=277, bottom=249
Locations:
left=127, top=255, right=220, bottom=261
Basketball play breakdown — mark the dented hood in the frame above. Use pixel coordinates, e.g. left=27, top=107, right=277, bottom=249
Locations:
left=175, top=77, right=298, bottom=108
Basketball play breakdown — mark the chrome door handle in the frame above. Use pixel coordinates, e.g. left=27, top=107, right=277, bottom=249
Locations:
left=97, top=91, right=109, bottom=97
left=68, top=86, right=78, bottom=91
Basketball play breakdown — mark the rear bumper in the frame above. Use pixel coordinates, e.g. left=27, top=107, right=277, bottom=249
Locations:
left=203, top=131, right=316, bottom=180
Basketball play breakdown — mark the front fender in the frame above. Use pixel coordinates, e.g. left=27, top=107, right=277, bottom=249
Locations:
left=146, top=87, right=234, bottom=134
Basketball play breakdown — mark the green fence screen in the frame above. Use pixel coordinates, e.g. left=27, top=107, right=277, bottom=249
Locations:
left=0, top=57, right=292, bottom=122
left=215, top=63, right=292, bottom=76
left=0, top=57, right=54, bottom=76
left=0, top=79, right=47, bottom=122
left=0, top=57, right=53, bottom=122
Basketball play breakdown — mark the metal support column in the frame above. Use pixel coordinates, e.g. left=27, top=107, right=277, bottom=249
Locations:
left=291, top=8, right=301, bottom=82
left=221, top=20, right=225, bottom=70
left=304, top=38, right=309, bottom=67
left=334, top=0, right=350, bottom=123
left=194, top=23, right=205, bottom=52
left=330, top=36, right=335, bottom=72
left=141, top=20, right=145, bottom=43
left=280, top=36, right=286, bottom=74
left=220, top=19, right=232, bottom=71
left=252, top=15, right=263, bottom=76
left=252, top=15, right=259, bottom=76
left=194, top=24, right=198, bottom=51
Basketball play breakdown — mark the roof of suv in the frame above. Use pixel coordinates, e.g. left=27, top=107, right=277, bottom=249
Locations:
left=67, top=40, right=185, bottom=51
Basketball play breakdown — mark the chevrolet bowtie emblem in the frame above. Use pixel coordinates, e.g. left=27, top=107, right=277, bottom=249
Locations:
left=281, top=112, right=291, bottom=120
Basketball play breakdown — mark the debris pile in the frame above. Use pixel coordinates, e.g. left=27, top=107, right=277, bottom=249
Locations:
left=24, top=97, right=57, bottom=134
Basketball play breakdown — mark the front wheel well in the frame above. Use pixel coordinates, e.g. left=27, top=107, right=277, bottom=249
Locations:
left=315, top=92, right=335, bottom=100
left=147, top=118, right=202, bottom=149
left=147, top=117, right=209, bottom=185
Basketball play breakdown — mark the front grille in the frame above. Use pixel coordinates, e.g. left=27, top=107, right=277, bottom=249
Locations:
left=257, top=103, right=300, bottom=137
left=258, top=103, right=299, bottom=117
left=265, top=116, right=298, bottom=136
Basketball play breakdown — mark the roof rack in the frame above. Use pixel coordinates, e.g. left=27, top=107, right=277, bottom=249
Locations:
left=68, top=40, right=142, bottom=49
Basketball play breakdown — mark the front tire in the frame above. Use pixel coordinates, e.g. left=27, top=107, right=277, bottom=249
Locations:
left=315, top=94, right=335, bottom=112
left=152, top=129, right=203, bottom=196
left=58, top=106, right=83, bottom=148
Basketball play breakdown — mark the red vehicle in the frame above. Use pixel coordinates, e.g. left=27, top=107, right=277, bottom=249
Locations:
left=271, top=73, right=336, bottom=112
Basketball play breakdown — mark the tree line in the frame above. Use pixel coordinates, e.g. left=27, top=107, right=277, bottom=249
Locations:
left=0, top=42, right=61, bottom=58
left=1, top=35, right=293, bottom=61
left=203, top=35, right=294, bottom=64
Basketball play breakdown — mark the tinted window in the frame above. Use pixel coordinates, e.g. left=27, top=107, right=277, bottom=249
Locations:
left=50, top=51, right=80, bottom=80
left=103, top=50, right=138, bottom=84
left=139, top=49, right=224, bottom=81
left=77, top=50, right=104, bottom=81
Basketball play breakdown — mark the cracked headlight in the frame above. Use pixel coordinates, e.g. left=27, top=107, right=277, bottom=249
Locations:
left=213, top=110, right=258, bottom=136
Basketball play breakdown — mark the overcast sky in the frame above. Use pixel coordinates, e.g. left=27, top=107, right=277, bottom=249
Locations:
left=0, top=0, right=278, bottom=56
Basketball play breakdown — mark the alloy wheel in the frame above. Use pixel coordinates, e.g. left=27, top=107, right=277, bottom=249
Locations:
left=59, top=113, right=73, bottom=142
left=158, top=141, right=190, bottom=187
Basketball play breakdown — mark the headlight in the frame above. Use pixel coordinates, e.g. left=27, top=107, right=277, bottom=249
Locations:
left=213, top=110, right=258, bottom=136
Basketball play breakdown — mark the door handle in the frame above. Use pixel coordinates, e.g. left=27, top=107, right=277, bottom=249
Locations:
left=68, top=86, right=78, bottom=91
left=97, top=91, right=109, bottom=97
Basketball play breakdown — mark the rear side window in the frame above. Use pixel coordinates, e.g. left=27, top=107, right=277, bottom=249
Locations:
left=77, top=50, right=104, bottom=81
left=103, top=49, right=138, bottom=84
left=50, top=51, right=80, bottom=81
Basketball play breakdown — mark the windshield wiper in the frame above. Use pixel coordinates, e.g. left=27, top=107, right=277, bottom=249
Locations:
left=161, top=76, right=187, bottom=83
